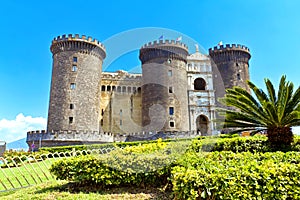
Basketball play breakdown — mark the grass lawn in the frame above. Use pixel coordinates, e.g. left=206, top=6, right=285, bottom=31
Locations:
left=0, top=158, right=60, bottom=191
left=0, top=180, right=172, bottom=200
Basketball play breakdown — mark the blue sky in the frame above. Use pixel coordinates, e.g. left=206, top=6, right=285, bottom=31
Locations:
left=0, top=0, right=300, bottom=142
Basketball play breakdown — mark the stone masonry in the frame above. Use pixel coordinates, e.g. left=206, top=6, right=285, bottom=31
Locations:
left=139, top=40, right=190, bottom=132
left=26, top=33, right=251, bottom=149
left=48, top=34, right=106, bottom=132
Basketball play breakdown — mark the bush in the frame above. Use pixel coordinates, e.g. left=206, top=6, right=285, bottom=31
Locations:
left=189, top=135, right=300, bottom=153
left=171, top=151, right=300, bottom=199
left=39, top=139, right=164, bottom=153
left=2, top=150, right=32, bottom=158
left=49, top=137, right=300, bottom=199
left=50, top=140, right=189, bottom=187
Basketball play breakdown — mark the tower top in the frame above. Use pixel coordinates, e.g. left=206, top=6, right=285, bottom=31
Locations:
left=139, top=39, right=189, bottom=64
left=141, top=39, right=188, bottom=51
left=52, top=34, right=105, bottom=49
left=51, top=34, right=106, bottom=59
left=209, top=44, right=250, bottom=54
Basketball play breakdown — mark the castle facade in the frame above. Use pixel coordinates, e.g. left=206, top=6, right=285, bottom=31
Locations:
left=26, top=34, right=251, bottom=148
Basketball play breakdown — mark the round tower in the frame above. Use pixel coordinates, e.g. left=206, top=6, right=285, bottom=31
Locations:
left=209, top=44, right=251, bottom=97
left=47, top=34, right=106, bottom=132
left=139, top=40, right=189, bottom=132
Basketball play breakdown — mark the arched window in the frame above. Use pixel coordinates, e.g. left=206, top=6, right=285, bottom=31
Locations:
left=117, top=86, right=121, bottom=93
left=122, top=86, right=126, bottom=93
left=194, top=78, right=206, bottom=90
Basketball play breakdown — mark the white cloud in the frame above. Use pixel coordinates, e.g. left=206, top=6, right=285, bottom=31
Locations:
left=0, top=113, right=46, bottom=143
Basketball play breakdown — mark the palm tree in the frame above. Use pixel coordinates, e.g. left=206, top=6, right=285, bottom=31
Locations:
left=218, top=75, right=300, bottom=147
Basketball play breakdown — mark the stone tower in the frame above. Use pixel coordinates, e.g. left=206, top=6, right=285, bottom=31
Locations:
left=209, top=44, right=251, bottom=100
left=139, top=40, right=189, bottom=132
left=47, top=34, right=106, bottom=132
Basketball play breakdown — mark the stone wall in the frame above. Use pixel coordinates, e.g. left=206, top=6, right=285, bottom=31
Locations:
left=47, top=34, right=106, bottom=132
left=26, top=130, right=202, bottom=150
left=100, top=71, right=142, bottom=133
left=209, top=44, right=251, bottom=96
left=139, top=40, right=190, bottom=132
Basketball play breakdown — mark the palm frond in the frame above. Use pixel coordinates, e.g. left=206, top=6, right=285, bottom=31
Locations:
left=265, top=78, right=276, bottom=103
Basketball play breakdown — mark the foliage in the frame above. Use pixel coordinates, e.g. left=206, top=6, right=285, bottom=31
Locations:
left=171, top=151, right=300, bottom=200
left=46, top=136, right=300, bottom=199
left=39, top=137, right=193, bottom=153
left=189, top=135, right=268, bottom=153
left=50, top=140, right=188, bottom=187
left=189, top=135, right=300, bottom=153
left=2, top=150, right=32, bottom=158
left=1, top=150, right=49, bottom=167
left=219, top=75, right=300, bottom=147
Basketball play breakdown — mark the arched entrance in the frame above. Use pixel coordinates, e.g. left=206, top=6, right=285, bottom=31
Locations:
left=196, top=115, right=209, bottom=135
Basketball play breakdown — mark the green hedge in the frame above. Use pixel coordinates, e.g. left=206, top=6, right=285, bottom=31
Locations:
left=50, top=140, right=188, bottom=186
left=189, top=135, right=300, bottom=153
left=189, top=136, right=269, bottom=153
left=50, top=149, right=300, bottom=199
left=172, top=151, right=300, bottom=199
left=40, top=137, right=196, bottom=153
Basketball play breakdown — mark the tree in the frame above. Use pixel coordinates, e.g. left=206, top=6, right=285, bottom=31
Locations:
left=218, top=75, right=300, bottom=147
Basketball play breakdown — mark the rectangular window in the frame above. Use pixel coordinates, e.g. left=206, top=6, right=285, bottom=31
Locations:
left=120, top=119, right=122, bottom=126
left=73, top=57, right=77, bottom=62
left=170, top=121, right=175, bottom=127
left=168, top=70, right=172, bottom=77
left=70, top=104, right=74, bottom=109
left=72, top=65, right=77, bottom=72
left=101, top=119, right=104, bottom=126
left=69, top=117, right=74, bottom=124
left=169, top=107, right=174, bottom=115
left=70, top=83, right=76, bottom=89
left=169, top=86, right=173, bottom=93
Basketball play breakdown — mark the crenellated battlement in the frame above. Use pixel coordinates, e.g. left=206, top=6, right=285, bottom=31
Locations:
left=141, top=39, right=188, bottom=50
left=26, top=130, right=201, bottom=146
left=50, top=34, right=106, bottom=59
left=28, top=130, right=113, bottom=136
left=209, top=44, right=250, bottom=54
left=139, top=39, right=189, bottom=64
left=52, top=34, right=105, bottom=50
left=26, top=130, right=114, bottom=144
left=209, top=44, right=251, bottom=65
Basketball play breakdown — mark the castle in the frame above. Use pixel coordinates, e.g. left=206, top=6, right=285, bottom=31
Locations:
left=26, top=34, right=251, bottom=149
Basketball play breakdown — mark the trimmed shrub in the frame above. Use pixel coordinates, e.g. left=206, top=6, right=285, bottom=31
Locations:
left=189, top=135, right=300, bottom=153
left=171, top=151, right=300, bottom=199
left=50, top=140, right=189, bottom=187
left=40, top=137, right=193, bottom=153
